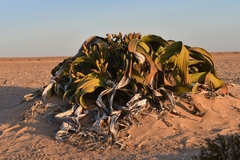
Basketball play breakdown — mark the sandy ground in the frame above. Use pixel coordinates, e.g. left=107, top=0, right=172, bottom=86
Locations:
left=0, top=52, right=240, bottom=159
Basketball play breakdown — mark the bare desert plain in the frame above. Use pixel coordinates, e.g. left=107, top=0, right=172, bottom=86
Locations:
left=0, top=52, right=240, bottom=159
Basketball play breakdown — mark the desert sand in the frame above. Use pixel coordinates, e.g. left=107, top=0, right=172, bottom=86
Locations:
left=0, top=52, right=240, bottom=159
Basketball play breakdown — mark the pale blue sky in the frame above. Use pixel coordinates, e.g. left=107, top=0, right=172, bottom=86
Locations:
left=1, top=0, right=239, bottom=57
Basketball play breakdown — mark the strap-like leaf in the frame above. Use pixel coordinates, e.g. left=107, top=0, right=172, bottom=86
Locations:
left=205, top=72, right=228, bottom=93
left=189, top=47, right=214, bottom=71
left=75, top=78, right=106, bottom=108
left=129, top=39, right=158, bottom=88
left=72, top=56, right=95, bottom=66
left=161, top=41, right=189, bottom=84
left=128, top=39, right=145, bottom=64
left=42, top=83, right=54, bottom=102
left=188, top=72, right=207, bottom=84
left=164, top=84, right=191, bottom=94
left=141, top=34, right=168, bottom=52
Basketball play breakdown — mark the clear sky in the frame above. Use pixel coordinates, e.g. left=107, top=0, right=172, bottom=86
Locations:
left=1, top=0, right=240, bottom=57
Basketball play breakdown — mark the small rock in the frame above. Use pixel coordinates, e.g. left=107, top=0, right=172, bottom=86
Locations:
left=3, top=80, right=7, bottom=84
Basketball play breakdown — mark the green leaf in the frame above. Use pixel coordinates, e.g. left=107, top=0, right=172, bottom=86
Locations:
left=141, top=34, right=168, bottom=52
left=74, top=74, right=106, bottom=108
left=63, top=88, right=76, bottom=102
left=188, top=72, right=207, bottom=84
left=205, top=72, right=228, bottom=92
left=164, top=84, right=191, bottom=94
left=189, top=47, right=214, bottom=71
left=177, top=42, right=189, bottom=84
left=54, top=83, right=64, bottom=97
left=161, top=41, right=189, bottom=84
left=191, top=83, right=201, bottom=95
left=72, top=56, right=95, bottom=66
left=160, top=41, right=182, bottom=63
left=131, top=68, right=145, bottom=83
